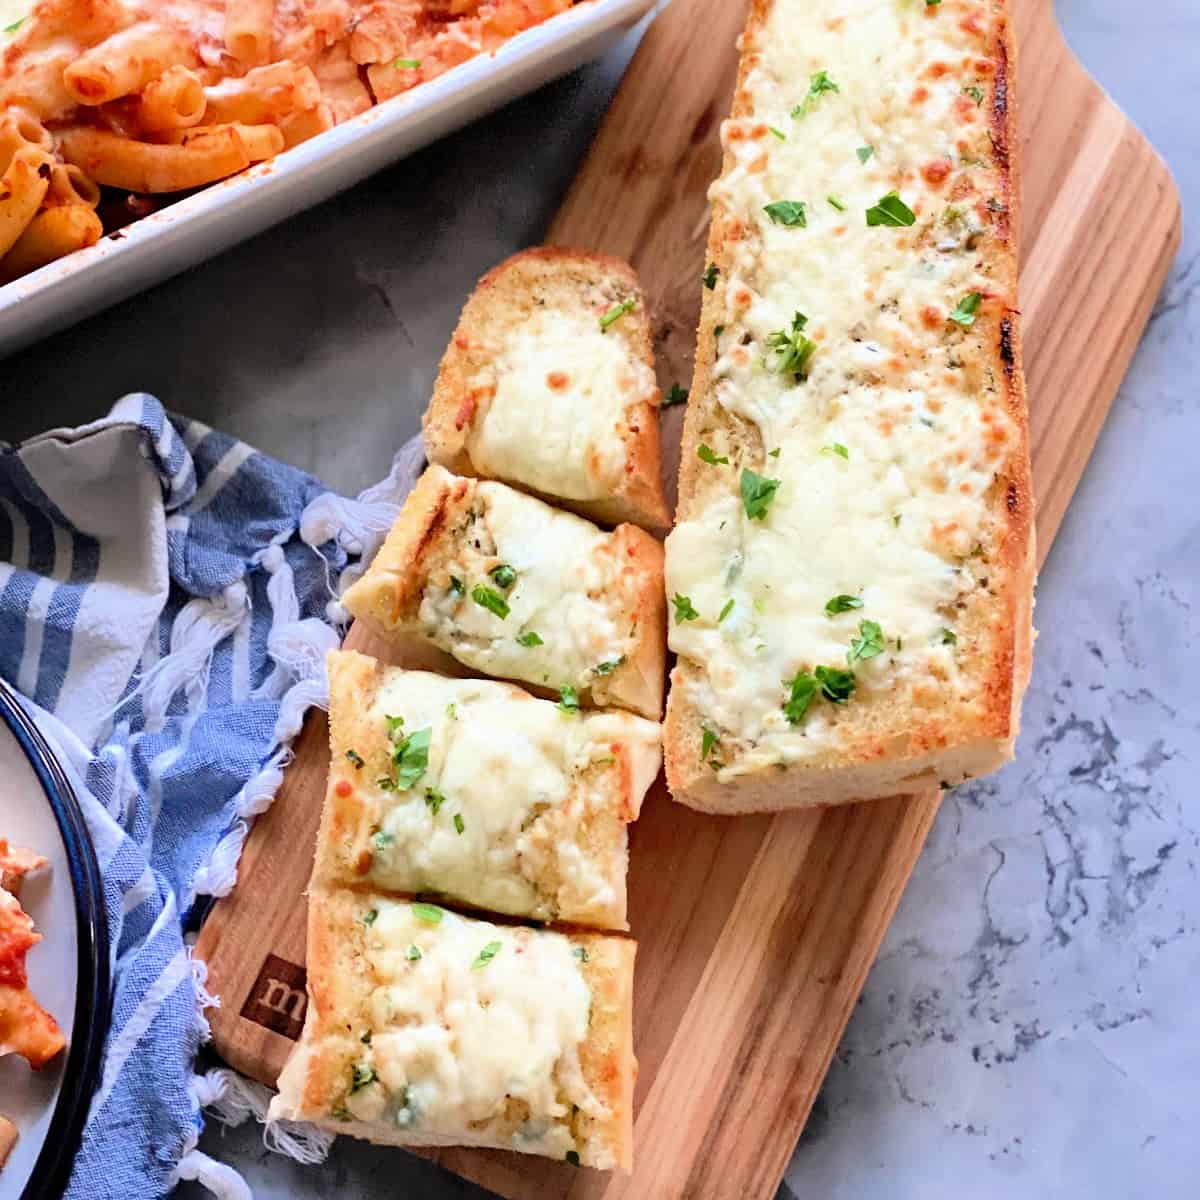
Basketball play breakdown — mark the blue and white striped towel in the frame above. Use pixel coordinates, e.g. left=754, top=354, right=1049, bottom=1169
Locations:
left=0, top=395, right=423, bottom=1199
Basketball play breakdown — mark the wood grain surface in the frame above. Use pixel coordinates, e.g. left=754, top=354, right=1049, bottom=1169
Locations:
left=194, top=1, right=1181, bottom=1197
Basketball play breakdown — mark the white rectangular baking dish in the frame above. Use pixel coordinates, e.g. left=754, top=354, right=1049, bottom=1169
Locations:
left=0, top=0, right=656, bottom=357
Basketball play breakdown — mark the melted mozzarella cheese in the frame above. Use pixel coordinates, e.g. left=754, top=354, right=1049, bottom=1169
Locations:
left=362, top=671, right=661, bottom=922
left=418, top=481, right=629, bottom=690
left=666, top=0, right=1013, bottom=772
left=345, top=902, right=601, bottom=1159
left=466, top=308, right=655, bottom=502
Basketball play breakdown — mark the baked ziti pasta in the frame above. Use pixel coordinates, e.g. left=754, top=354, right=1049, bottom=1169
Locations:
left=0, top=0, right=577, bottom=282
left=0, top=839, right=66, bottom=1070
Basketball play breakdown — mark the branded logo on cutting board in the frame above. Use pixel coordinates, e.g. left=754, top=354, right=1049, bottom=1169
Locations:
left=241, top=953, right=308, bottom=1040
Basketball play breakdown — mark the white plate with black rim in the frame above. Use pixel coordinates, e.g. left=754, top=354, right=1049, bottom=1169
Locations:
left=0, top=680, right=108, bottom=1200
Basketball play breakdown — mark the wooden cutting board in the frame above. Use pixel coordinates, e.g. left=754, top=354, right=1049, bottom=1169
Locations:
left=195, top=1, right=1181, bottom=1197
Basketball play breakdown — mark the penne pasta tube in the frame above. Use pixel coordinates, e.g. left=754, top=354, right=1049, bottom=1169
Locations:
left=162, top=122, right=283, bottom=163
left=225, top=0, right=275, bottom=66
left=137, top=65, right=206, bottom=132
left=63, top=22, right=195, bottom=105
left=45, top=162, right=101, bottom=210
left=24, top=0, right=125, bottom=42
left=279, top=100, right=332, bottom=149
left=56, top=124, right=249, bottom=192
left=0, top=109, right=53, bottom=174
left=0, top=203, right=103, bottom=283
left=202, top=61, right=320, bottom=125
left=0, top=145, right=53, bottom=258
left=228, top=121, right=283, bottom=162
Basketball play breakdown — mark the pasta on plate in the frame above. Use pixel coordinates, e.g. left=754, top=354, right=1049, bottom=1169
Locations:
left=0, top=0, right=575, bottom=281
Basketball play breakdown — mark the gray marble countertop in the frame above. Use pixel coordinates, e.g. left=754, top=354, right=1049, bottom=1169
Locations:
left=4, top=1, right=1196, bottom=1196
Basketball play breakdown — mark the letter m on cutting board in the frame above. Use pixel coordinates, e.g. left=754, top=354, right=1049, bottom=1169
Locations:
left=241, top=953, right=308, bottom=1040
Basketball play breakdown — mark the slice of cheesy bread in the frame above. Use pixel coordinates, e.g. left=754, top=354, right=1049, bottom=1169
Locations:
left=664, top=0, right=1034, bottom=812
left=316, top=650, right=661, bottom=929
left=424, top=248, right=670, bottom=532
left=342, top=465, right=667, bottom=720
left=269, top=889, right=636, bottom=1170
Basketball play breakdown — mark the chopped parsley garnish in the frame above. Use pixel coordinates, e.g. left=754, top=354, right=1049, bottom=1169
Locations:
left=965, top=84, right=984, bottom=105
left=377, top=777, right=397, bottom=791
left=866, top=191, right=917, bottom=227
left=412, top=902, right=443, bottom=925
left=925, top=0, right=941, bottom=6
left=385, top=713, right=405, bottom=737
left=939, top=627, right=958, bottom=645
left=566, top=1150, right=581, bottom=1167
left=698, top=443, right=729, bottom=465
left=856, top=145, right=874, bottom=164
left=363, top=908, right=378, bottom=926
left=471, top=584, right=510, bottom=619
left=768, top=125, right=787, bottom=140
left=768, top=447, right=781, bottom=458
left=345, top=748, right=364, bottom=769
left=516, top=630, right=544, bottom=647
left=425, top=788, right=446, bottom=815
left=664, top=383, right=689, bottom=407
left=448, top=575, right=464, bottom=596
left=453, top=813, right=465, bottom=835
left=703, top=263, right=719, bottom=289
left=558, top=685, right=580, bottom=713
left=792, top=70, right=839, bottom=118
left=594, top=656, right=625, bottom=676
left=822, top=443, right=849, bottom=460
left=825, top=594, right=864, bottom=616
left=4, top=18, right=23, bottom=32
left=446, top=702, right=458, bottom=720
left=473, top=941, right=502, bottom=969
left=950, top=292, right=983, bottom=328
left=718, top=598, right=735, bottom=623
left=740, top=469, right=781, bottom=521
left=847, top=619, right=885, bottom=663
left=700, top=725, right=721, bottom=763
left=361, top=1030, right=372, bottom=1044
left=764, top=200, right=807, bottom=227
left=350, top=1064, right=377, bottom=1092
left=599, top=297, right=636, bottom=331
left=827, top=195, right=847, bottom=212
left=766, top=311, right=817, bottom=380
left=407, top=944, right=422, bottom=961
left=783, top=670, right=819, bottom=724
left=672, top=593, right=700, bottom=622
left=573, top=946, right=590, bottom=962
left=392, top=57, right=421, bottom=69
left=371, top=830, right=394, bottom=850
left=390, top=726, right=431, bottom=790
left=815, top=665, right=857, bottom=703
left=489, top=563, right=517, bottom=589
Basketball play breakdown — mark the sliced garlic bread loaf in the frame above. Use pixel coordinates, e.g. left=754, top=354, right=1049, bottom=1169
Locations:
left=664, top=0, right=1034, bottom=812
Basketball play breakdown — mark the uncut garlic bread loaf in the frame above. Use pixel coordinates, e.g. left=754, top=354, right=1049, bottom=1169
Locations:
left=423, top=248, right=670, bottom=531
left=269, top=890, right=636, bottom=1170
left=664, top=0, right=1034, bottom=813
left=342, top=465, right=667, bottom=720
left=316, top=650, right=662, bottom=930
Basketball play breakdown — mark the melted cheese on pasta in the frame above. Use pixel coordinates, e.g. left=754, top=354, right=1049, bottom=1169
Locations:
left=465, top=308, right=656, bottom=502
left=666, top=0, right=1014, bottom=774
left=344, top=901, right=601, bottom=1159
left=418, top=481, right=629, bottom=691
left=353, top=671, right=660, bottom=923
